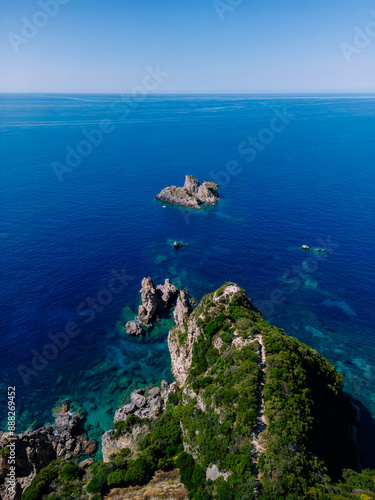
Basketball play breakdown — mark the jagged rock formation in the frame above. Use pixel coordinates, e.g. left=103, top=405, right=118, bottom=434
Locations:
left=156, top=175, right=219, bottom=209
left=102, top=381, right=177, bottom=462
left=156, top=278, right=179, bottom=310
left=173, top=289, right=194, bottom=327
left=10, top=284, right=370, bottom=500
left=138, top=277, right=159, bottom=325
left=125, top=321, right=143, bottom=336
left=0, top=402, right=92, bottom=500
left=137, top=277, right=179, bottom=326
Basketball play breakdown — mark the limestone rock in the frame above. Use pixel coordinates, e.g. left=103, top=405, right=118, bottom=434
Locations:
left=138, top=277, right=179, bottom=325
left=138, top=277, right=158, bottom=325
left=125, top=321, right=143, bottom=336
left=114, top=404, right=136, bottom=423
left=156, top=278, right=178, bottom=310
left=197, top=181, right=219, bottom=205
left=148, top=387, right=161, bottom=398
left=168, top=316, right=203, bottom=387
left=0, top=402, right=89, bottom=499
left=173, top=289, right=194, bottom=327
left=102, top=424, right=149, bottom=462
left=184, top=174, right=200, bottom=194
left=130, top=391, right=146, bottom=408
left=84, top=439, right=98, bottom=455
left=156, top=175, right=219, bottom=209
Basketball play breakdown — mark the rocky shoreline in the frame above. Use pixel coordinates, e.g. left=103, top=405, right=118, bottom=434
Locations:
left=156, top=175, right=219, bottom=209
left=0, top=282, right=368, bottom=499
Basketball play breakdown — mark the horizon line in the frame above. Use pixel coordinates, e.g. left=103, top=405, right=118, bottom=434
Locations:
left=1, top=91, right=375, bottom=97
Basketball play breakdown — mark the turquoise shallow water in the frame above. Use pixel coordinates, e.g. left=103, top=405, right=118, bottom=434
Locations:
left=0, top=93, right=374, bottom=460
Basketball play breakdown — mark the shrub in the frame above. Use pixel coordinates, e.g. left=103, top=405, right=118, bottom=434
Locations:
left=112, top=414, right=142, bottom=440
left=124, top=456, right=152, bottom=484
left=22, top=461, right=60, bottom=500
left=107, top=468, right=126, bottom=487
left=59, top=462, right=84, bottom=481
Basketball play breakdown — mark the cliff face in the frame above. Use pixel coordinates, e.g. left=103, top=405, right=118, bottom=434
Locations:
left=166, top=283, right=362, bottom=498
left=0, top=402, right=93, bottom=500
left=156, top=175, right=219, bottom=209
left=11, top=284, right=370, bottom=500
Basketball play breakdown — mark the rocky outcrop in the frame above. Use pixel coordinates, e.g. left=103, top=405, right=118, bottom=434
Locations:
left=173, top=289, right=194, bottom=328
left=125, top=321, right=143, bottom=336
left=137, top=278, right=179, bottom=326
left=156, top=175, right=219, bottom=209
left=168, top=315, right=202, bottom=387
left=102, top=423, right=149, bottom=463
left=102, top=382, right=178, bottom=462
left=0, top=402, right=91, bottom=500
left=138, top=277, right=158, bottom=325
left=156, top=279, right=179, bottom=310
left=168, top=284, right=247, bottom=387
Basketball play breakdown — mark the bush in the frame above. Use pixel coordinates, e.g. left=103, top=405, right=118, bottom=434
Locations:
left=22, top=461, right=60, bottom=500
left=59, top=462, right=84, bottom=481
left=107, top=468, right=126, bottom=487
left=124, top=456, right=152, bottom=484
left=112, top=414, right=142, bottom=440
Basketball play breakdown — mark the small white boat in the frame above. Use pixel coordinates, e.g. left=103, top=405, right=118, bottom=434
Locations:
left=162, top=205, right=167, bottom=209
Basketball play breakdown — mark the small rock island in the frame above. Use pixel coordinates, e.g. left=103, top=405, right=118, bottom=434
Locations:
left=156, top=175, right=219, bottom=209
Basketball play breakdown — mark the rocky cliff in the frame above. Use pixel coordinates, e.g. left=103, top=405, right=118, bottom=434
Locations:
left=156, top=175, right=219, bottom=209
left=7, top=283, right=374, bottom=500
left=0, top=401, right=95, bottom=500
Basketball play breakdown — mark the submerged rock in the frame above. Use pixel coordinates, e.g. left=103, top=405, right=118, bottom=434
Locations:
left=156, top=175, right=219, bottom=209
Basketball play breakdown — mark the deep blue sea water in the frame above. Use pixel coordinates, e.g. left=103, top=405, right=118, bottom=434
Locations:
left=1, top=94, right=374, bottom=460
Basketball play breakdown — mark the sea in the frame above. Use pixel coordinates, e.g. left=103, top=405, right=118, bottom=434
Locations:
left=1, top=93, right=374, bottom=463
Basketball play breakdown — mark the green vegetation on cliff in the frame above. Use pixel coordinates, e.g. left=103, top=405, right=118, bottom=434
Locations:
left=21, top=284, right=375, bottom=500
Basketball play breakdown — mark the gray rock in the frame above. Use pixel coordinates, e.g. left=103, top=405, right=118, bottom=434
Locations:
left=148, top=396, right=161, bottom=408
left=173, top=289, right=194, bottom=327
left=79, top=458, right=94, bottom=468
left=55, top=414, right=70, bottom=435
left=125, top=321, right=144, bottom=336
left=184, top=174, right=200, bottom=194
left=65, top=439, right=75, bottom=451
left=156, top=175, right=219, bottom=209
left=114, top=404, right=136, bottom=423
left=148, top=387, right=161, bottom=398
left=156, top=278, right=178, bottom=310
left=138, top=277, right=158, bottom=325
left=131, top=391, right=147, bottom=408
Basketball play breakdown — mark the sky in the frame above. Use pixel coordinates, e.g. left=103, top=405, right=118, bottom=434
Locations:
left=1, top=0, right=375, bottom=93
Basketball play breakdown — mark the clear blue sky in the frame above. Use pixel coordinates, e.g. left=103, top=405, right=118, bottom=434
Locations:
left=1, top=0, right=374, bottom=93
